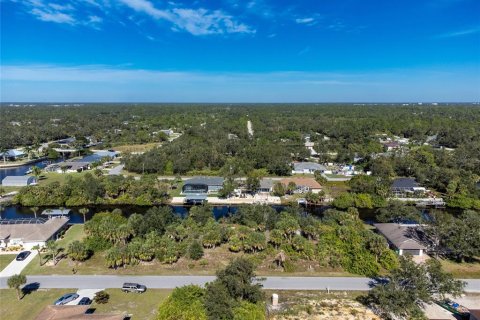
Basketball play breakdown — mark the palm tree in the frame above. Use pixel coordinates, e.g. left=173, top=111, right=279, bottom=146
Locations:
left=0, top=146, right=8, bottom=164
left=24, top=146, right=32, bottom=160
left=46, top=240, right=59, bottom=265
left=31, top=166, right=42, bottom=181
left=32, top=244, right=43, bottom=266
left=7, top=274, right=27, bottom=300
left=31, top=206, right=40, bottom=219
left=79, top=208, right=89, bottom=224
left=67, top=240, right=89, bottom=268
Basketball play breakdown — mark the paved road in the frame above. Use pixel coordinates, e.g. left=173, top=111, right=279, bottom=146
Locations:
left=0, top=275, right=479, bottom=292
left=0, top=251, right=37, bottom=277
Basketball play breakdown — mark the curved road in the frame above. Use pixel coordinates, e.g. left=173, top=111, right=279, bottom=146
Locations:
left=1, top=275, right=479, bottom=292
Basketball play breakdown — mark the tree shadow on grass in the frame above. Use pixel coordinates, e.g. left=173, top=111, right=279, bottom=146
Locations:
left=21, top=282, right=40, bottom=297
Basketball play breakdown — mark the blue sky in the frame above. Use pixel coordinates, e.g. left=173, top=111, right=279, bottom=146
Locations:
left=1, top=0, right=479, bottom=102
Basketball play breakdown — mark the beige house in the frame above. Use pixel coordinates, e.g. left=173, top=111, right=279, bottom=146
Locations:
left=374, top=223, right=427, bottom=256
left=0, top=217, right=69, bottom=250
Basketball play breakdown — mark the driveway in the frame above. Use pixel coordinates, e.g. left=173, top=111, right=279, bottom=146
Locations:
left=0, top=251, right=37, bottom=277
left=65, top=288, right=104, bottom=305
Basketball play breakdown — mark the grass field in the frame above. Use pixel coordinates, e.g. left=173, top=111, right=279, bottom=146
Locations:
left=441, top=258, right=480, bottom=279
left=94, top=289, right=170, bottom=319
left=112, top=143, right=161, bottom=153
left=0, top=288, right=170, bottom=320
left=0, top=254, right=16, bottom=270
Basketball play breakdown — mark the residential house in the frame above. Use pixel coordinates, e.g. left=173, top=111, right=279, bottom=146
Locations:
left=160, top=129, right=174, bottom=136
left=0, top=149, right=26, bottom=160
left=0, top=217, right=69, bottom=250
left=2, top=175, right=37, bottom=187
left=182, top=177, right=225, bottom=194
left=292, top=162, right=326, bottom=174
left=391, top=177, right=426, bottom=197
left=384, top=141, right=401, bottom=151
left=280, top=177, right=322, bottom=194
left=258, top=178, right=275, bottom=193
left=374, top=223, right=427, bottom=256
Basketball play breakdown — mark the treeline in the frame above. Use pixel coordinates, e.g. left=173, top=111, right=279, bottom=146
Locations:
left=13, top=173, right=170, bottom=206
left=76, top=205, right=398, bottom=277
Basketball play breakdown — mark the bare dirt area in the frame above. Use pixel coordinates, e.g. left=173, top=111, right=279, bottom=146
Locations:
left=265, top=290, right=380, bottom=320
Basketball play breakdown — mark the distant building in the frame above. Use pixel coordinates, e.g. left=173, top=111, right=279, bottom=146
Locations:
left=0, top=149, right=26, bottom=160
left=258, top=178, right=275, bottom=193
left=374, top=223, right=427, bottom=256
left=383, top=141, right=401, bottom=151
left=182, top=177, right=224, bottom=194
left=292, top=162, right=326, bottom=174
left=0, top=217, right=69, bottom=250
left=2, top=175, right=37, bottom=187
left=391, top=177, right=426, bottom=197
left=160, top=129, right=174, bottom=136
left=280, top=177, right=322, bottom=194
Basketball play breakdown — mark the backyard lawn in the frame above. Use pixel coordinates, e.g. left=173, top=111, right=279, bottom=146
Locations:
left=0, top=288, right=170, bottom=320
left=0, top=254, right=16, bottom=270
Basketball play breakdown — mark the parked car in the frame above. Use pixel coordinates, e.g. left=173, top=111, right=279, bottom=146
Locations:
left=77, top=297, right=92, bottom=305
left=122, top=283, right=147, bottom=293
left=54, top=293, right=79, bottom=305
left=16, top=251, right=31, bottom=261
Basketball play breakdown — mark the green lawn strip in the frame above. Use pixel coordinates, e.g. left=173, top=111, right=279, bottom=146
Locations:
left=0, top=288, right=76, bottom=320
left=440, top=259, right=480, bottom=279
left=0, top=254, right=16, bottom=270
left=0, top=288, right=170, bottom=320
left=93, top=289, right=170, bottom=320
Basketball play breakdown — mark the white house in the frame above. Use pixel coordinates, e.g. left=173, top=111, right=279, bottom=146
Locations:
left=0, top=217, right=69, bottom=250
left=2, top=175, right=37, bottom=187
left=292, top=162, right=326, bottom=174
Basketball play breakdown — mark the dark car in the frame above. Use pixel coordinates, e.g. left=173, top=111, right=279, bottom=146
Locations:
left=16, top=251, right=31, bottom=261
left=54, top=293, right=79, bottom=305
left=122, top=283, right=147, bottom=293
left=78, top=297, right=92, bottom=305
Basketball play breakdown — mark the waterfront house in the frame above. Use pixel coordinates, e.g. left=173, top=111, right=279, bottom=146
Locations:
left=182, top=177, right=224, bottom=194
left=258, top=178, right=275, bottom=193
left=374, top=223, right=427, bottom=256
left=1, top=175, right=37, bottom=187
left=0, top=217, right=69, bottom=250
left=0, top=149, right=26, bottom=161
left=280, top=177, right=322, bottom=194
left=391, top=177, right=426, bottom=197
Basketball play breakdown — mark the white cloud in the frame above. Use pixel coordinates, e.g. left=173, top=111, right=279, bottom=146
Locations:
left=435, top=27, right=480, bottom=38
left=30, top=8, right=76, bottom=24
left=119, top=0, right=255, bottom=35
left=295, top=17, right=314, bottom=24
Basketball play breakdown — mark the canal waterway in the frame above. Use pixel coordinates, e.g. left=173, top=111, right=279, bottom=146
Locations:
left=0, top=159, right=61, bottom=181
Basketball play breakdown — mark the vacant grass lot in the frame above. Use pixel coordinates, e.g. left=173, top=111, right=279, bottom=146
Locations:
left=0, top=254, right=16, bottom=270
left=95, top=289, right=170, bottom=319
left=112, top=143, right=161, bottom=153
left=441, top=258, right=480, bottom=279
left=0, top=288, right=76, bottom=320
left=0, top=288, right=170, bottom=320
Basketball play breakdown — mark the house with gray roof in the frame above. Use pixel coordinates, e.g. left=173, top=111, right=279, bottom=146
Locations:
left=258, top=178, right=275, bottom=193
left=182, top=177, right=224, bottom=194
left=0, top=217, right=69, bottom=250
left=374, top=223, right=427, bottom=256
left=0, top=149, right=26, bottom=161
left=292, top=162, right=327, bottom=174
left=391, top=177, right=426, bottom=197
left=2, top=175, right=37, bottom=187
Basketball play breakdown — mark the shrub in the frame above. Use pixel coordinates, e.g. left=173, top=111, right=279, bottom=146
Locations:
left=188, top=240, right=204, bottom=260
left=94, top=290, right=110, bottom=304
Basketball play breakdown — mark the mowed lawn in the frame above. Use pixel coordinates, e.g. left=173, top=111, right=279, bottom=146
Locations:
left=95, top=289, right=171, bottom=319
left=0, top=254, right=16, bottom=270
left=0, top=288, right=170, bottom=320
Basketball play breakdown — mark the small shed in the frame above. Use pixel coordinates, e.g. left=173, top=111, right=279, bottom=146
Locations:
left=2, top=175, right=37, bottom=187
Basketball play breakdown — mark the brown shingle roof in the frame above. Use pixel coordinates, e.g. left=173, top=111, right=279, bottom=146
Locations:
left=0, top=217, right=69, bottom=242
left=374, top=223, right=426, bottom=250
left=34, top=305, right=125, bottom=320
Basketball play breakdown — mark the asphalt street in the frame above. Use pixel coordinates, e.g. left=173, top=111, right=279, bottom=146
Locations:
left=0, top=275, right=479, bottom=292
